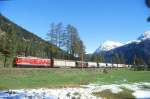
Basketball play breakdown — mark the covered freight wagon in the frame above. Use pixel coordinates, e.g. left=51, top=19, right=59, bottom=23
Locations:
left=88, top=62, right=97, bottom=68
left=53, top=59, right=75, bottom=67
left=75, top=61, right=88, bottom=68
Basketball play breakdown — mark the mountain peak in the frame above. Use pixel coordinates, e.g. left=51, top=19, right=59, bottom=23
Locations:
left=138, top=31, right=150, bottom=40
left=95, top=40, right=124, bottom=53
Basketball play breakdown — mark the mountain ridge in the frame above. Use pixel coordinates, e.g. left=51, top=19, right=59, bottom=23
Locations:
left=94, top=31, right=150, bottom=65
left=95, top=31, right=150, bottom=53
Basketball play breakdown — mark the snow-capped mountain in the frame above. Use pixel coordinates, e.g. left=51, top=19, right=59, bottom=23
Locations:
left=138, top=31, right=150, bottom=40
left=94, top=31, right=150, bottom=64
left=96, top=31, right=150, bottom=54
left=125, top=31, right=150, bottom=45
left=95, top=41, right=124, bottom=53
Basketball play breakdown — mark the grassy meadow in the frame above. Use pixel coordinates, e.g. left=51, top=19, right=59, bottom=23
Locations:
left=0, top=68, right=150, bottom=89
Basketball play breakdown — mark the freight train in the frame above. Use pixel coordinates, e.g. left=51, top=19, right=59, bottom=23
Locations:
left=13, top=57, right=128, bottom=68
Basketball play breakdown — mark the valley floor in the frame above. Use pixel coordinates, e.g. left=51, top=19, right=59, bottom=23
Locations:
left=0, top=68, right=150, bottom=89
left=0, top=68, right=150, bottom=98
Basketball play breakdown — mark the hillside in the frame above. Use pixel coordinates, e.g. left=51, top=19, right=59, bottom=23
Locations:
left=0, top=13, right=64, bottom=59
left=105, top=38, right=150, bottom=64
left=94, top=31, right=150, bottom=66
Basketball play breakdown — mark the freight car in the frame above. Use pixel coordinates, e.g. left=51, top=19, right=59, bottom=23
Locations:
left=53, top=59, right=76, bottom=68
left=87, top=62, right=97, bottom=68
left=75, top=61, right=88, bottom=68
left=98, top=63, right=107, bottom=68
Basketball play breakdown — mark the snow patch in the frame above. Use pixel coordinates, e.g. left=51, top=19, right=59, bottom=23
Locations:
left=125, top=40, right=141, bottom=44
left=133, top=90, right=150, bottom=99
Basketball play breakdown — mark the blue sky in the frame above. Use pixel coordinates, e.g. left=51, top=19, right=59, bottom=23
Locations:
left=0, top=0, right=150, bottom=53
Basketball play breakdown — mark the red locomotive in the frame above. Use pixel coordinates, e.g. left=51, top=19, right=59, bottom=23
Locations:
left=13, top=57, right=53, bottom=68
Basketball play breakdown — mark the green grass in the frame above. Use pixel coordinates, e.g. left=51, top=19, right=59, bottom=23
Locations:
left=94, top=69, right=150, bottom=84
left=0, top=68, right=150, bottom=89
left=92, top=88, right=135, bottom=99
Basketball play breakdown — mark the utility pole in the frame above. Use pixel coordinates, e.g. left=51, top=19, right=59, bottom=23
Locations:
left=81, top=51, right=84, bottom=70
